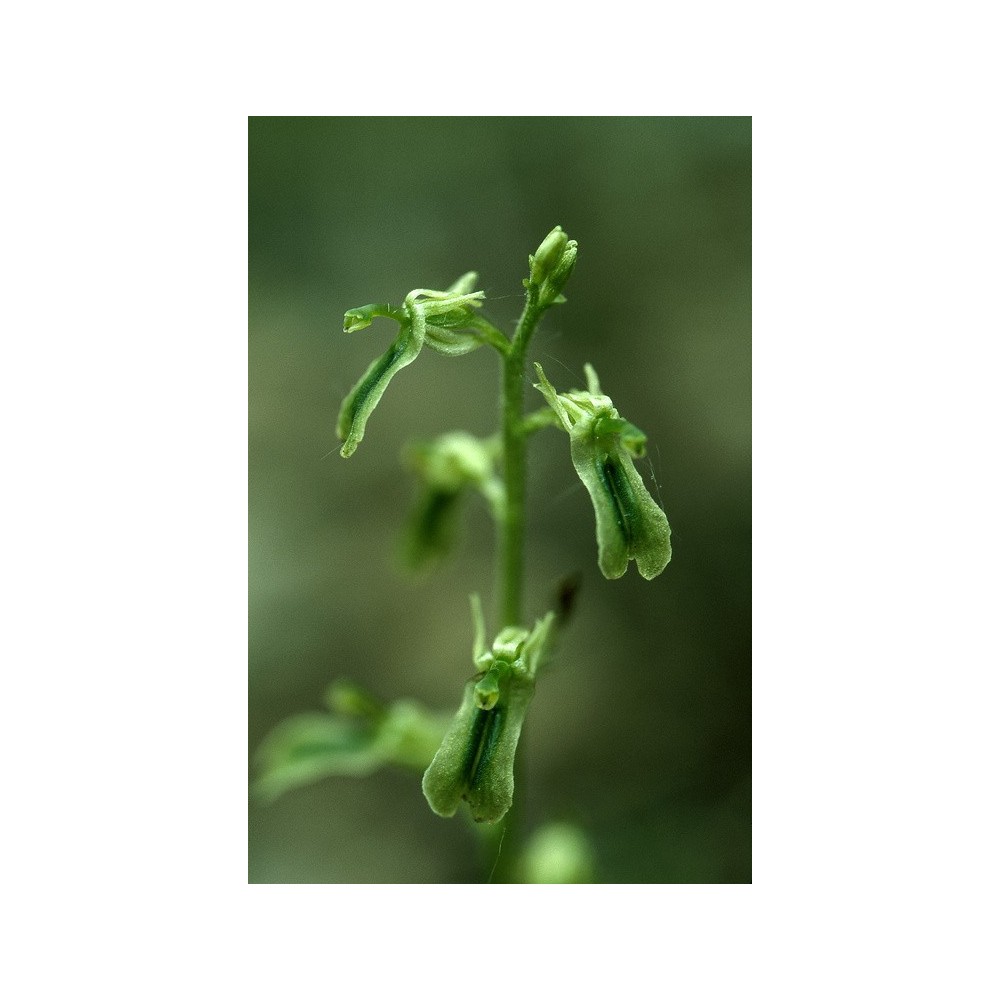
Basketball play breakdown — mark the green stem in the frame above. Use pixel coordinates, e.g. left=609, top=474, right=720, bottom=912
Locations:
left=489, top=285, right=546, bottom=882
left=470, top=316, right=512, bottom=356
left=498, top=289, right=544, bottom=627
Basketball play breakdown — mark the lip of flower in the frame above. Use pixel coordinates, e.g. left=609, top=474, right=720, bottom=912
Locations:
left=571, top=423, right=671, bottom=580
left=337, top=325, right=421, bottom=457
left=421, top=667, right=536, bottom=823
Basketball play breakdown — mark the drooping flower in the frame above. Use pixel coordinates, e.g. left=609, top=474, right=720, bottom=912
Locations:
left=422, top=595, right=554, bottom=823
left=337, top=273, right=486, bottom=457
left=534, top=362, right=671, bottom=580
left=400, top=431, right=504, bottom=569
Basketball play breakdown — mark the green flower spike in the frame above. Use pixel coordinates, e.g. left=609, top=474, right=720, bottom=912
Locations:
left=422, top=595, right=555, bottom=823
left=336, top=273, right=486, bottom=457
left=534, top=362, right=671, bottom=580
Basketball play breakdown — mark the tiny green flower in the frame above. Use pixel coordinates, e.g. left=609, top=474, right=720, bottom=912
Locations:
left=401, top=431, right=504, bottom=569
left=336, top=274, right=486, bottom=457
left=422, top=595, right=554, bottom=823
left=533, top=362, right=671, bottom=580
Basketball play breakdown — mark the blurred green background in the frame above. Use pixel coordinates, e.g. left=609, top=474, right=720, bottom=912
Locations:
left=249, top=117, right=751, bottom=883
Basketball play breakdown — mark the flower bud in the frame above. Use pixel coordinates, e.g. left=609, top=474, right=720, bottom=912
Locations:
left=519, top=822, right=596, bottom=883
left=549, top=240, right=577, bottom=290
left=527, top=226, right=578, bottom=306
left=473, top=666, right=503, bottom=710
left=529, top=226, right=569, bottom=286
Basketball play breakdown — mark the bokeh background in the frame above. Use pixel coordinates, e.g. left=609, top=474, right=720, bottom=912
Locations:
left=249, top=117, right=751, bottom=883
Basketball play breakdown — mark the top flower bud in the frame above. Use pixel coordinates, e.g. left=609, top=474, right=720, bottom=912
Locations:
left=527, top=225, right=578, bottom=306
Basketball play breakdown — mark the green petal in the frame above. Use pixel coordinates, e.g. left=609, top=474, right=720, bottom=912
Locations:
left=445, top=271, right=479, bottom=296
left=406, top=285, right=485, bottom=357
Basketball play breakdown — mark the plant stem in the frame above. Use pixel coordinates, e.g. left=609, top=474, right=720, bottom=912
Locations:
left=470, top=316, right=512, bottom=356
left=498, top=289, right=543, bottom=627
left=490, top=287, right=546, bottom=882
